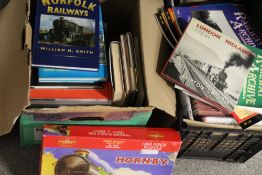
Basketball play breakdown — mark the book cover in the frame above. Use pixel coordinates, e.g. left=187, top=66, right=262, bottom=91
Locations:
left=231, top=46, right=262, bottom=129
left=32, top=0, right=100, bottom=71
left=38, top=6, right=107, bottom=83
left=237, top=46, right=262, bottom=110
left=161, top=18, right=255, bottom=113
left=173, top=3, right=262, bottom=48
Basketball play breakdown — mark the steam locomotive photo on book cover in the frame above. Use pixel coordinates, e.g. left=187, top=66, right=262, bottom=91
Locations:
left=39, top=14, right=96, bottom=47
left=162, top=18, right=254, bottom=112
left=32, top=0, right=100, bottom=71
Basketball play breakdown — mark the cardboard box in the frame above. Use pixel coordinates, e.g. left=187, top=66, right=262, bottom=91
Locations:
left=20, top=106, right=153, bottom=146
left=0, top=0, right=178, bottom=136
left=40, top=125, right=182, bottom=175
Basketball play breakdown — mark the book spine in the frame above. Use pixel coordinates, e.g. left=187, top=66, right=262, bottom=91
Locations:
left=30, top=82, right=112, bottom=99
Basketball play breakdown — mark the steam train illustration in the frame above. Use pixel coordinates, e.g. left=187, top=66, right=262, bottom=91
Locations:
left=39, top=17, right=95, bottom=47
left=55, top=150, right=113, bottom=175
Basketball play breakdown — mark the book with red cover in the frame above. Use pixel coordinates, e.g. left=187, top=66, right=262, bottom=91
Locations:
left=30, top=82, right=112, bottom=100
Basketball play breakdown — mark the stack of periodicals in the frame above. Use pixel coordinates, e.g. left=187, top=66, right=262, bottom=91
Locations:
left=156, top=0, right=262, bottom=129
left=29, top=5, right=113, bottom=108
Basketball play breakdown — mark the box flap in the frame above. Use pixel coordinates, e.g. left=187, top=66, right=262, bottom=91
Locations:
left=0, top=0, right=29, bottom=135
left=139, top=0, right=176, bottom=117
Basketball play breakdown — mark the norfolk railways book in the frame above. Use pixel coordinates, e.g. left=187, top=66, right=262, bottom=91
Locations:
left=32, top=0, right=100, bottom=71
left=38, top=6, right=107, bottom=83
left=161, top=18, right=255, bottom=113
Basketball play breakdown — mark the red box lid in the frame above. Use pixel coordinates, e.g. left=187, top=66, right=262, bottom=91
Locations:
left=43, top=125, right=182, bottom=153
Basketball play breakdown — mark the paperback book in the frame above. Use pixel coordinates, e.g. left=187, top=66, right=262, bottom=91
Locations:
left=32, top=0, right=100, bottom=70
left=161, top=18, right=255, bottom=113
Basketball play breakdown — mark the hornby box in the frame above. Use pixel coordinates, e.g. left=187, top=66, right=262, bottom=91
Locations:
left=40, top=125, right=182, bottom=175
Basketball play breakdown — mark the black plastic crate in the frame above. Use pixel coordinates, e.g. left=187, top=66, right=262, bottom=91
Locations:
left=176, top=121, right=262, bottom=162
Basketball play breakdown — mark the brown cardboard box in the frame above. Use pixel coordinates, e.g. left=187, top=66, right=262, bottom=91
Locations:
left=0, top=0, right=177, bottom=135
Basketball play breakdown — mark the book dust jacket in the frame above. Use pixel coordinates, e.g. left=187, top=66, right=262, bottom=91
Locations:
left=233, top=46, right=262, bottom=129
left=162, top=18, right=255, bottom=113
left=32, top=0, right=100, bottom=71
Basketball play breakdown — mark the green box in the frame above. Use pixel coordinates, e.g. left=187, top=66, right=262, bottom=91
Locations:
left=20, top=109, right=152, bottom=146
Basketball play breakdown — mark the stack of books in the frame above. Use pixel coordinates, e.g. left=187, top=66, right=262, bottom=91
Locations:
left=156, top=1, right=262, bottom=129
left=109, top=33, right=147, bottom=107
left=20, top=0, right=153, bottom=147
left=29, top=2, right=112, bottom=108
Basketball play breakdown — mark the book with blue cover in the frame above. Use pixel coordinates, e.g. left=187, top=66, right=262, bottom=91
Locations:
left=38, top=6, right=107, bottom=83
left=32, top=0, right=100, bottom=71
left=173, top=3, right=262, bottom=48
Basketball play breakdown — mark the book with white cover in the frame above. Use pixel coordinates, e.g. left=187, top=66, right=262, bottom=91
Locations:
left=162, top=18, right=255, bottom=113
left=109, top=41, right=126, bottom=106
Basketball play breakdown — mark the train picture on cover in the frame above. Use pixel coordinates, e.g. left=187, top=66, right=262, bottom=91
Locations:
left=39, top=14, right=96, bottom=47
left=54, top=149, right=112, bottom=175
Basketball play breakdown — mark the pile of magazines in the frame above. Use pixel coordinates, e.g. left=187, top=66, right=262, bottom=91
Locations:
left=156, top=0, right=262, bottom=129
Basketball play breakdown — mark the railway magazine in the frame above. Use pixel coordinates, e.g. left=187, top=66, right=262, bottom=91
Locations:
left=161, top=18, right=255, bottom=113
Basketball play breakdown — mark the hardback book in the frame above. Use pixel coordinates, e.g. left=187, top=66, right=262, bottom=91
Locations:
left=173, top=3, right=262, bottom=48
left=38, top=6, right=107, bottom=83
left=29, top=82, right=112, bottom=106
left=177, top=91, right=194, bottom=120
left=32, top=0, right=100, bottom=71
left=232, top=46, right=262, bottom=129
left=161, top=18, right=255, bottom=113
left=200, top=116, right=237, bottom=125
left=120, top=34, right=133, bottom=106
left=237, top=46, right=262, bottom=112
left=38, top=64, right=107, bottom=83
left=109, top=41, right=126, bottom=107
left=133, top=36, right=146, bottom=106
left=170, top=0, right=231, bottom=6
left=191, top=98, right=229, bottom=117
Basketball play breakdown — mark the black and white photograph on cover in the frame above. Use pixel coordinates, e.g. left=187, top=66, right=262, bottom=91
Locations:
left=39, top=14, right=96, bottom=47
left=162, top=19, right=254, bottom=112
left=192, top=10, right=240, bottom=42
